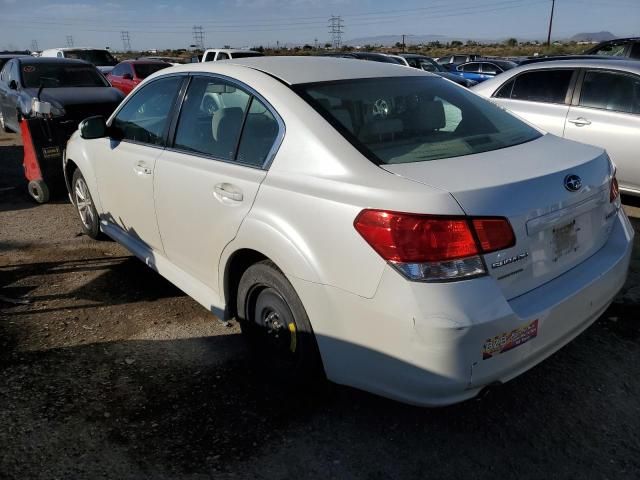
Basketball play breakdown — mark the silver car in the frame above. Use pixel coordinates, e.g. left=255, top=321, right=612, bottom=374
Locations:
left=472, top=59, right=640, bottom=195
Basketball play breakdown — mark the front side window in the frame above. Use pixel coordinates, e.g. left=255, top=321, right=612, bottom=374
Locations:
left=110, top=64, right=126, bottom=77
left=460, top=63, right=480, bottom=73
left=111, top=76, right=182, bottom=145
left=296, top=76, right=541, bottom=165
left=579, top=70, right=640, bottom=114
left=482, top=63, right=500, bottom=74
left=173, top=76, right=251, bottom=160
left=217, top=52, right=230, bottom=60
left=510, top=69, right=574, bottom=104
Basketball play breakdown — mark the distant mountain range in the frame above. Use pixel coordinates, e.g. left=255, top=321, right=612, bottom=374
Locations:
left=344, top=31, right=620, bottom=47
left=570, top=31, right=617, bottom=42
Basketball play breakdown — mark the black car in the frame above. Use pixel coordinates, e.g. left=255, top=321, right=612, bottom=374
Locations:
left=399, top=53, right=479, bottom=87
left=0, top=57, right=123, bottom=201
left=584, top=37, right=640, bottom=60
left=0, top=53, right=31, bottom=71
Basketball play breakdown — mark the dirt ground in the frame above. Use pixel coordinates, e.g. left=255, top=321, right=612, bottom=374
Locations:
left=1, top=129, right=639, bottom=480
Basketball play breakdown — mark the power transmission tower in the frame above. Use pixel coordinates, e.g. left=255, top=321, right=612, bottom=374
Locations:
left=66, top=35, right=74, bottom=48
left=328, top=15, right=344, bottom=49
left=192, top=25, right=205, bottom=50
left=31, top=40, right=39, bottom=52
left=546, top=0, right=555, bottom=46
left=121, top=31, right=132, bottom=52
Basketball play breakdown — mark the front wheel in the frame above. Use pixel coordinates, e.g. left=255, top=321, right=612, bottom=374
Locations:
left=71, top=169, right=102, bottom=239
left=237, top=260, right=323, bottom=383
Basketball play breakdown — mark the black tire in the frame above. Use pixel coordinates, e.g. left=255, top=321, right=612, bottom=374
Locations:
left=71, top=169, right=102, bottom=239
left=27, top=179, right=50, bottom=204
left=237, top=260, right=324, bottom=383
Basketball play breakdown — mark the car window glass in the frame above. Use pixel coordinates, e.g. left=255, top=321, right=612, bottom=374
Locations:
left=111, top=64, right=125, bottom=76
left=0, top=63, right=7, bottom=82
left=111, top=76, right=182, bottom=145
left=461, top=63, right=480, bottom=72
left=236, top=97, right=280, bottom=167
left=629, top=43, right=640, bottom=60
left=594, top=43, right=626, bottom=56
left=406, top=58, right=418, bottom=68
left=299, top=76, right=541, bottom=165
left=217, top=52, right=230, bottom=60
left=419, top=60, right=438, bottom=72
left=579, top=71, right=640, bottom=114
left=482, top=63, right=499, bottom=74
left=511, top=69, right=573, bottom=104
left=10, top=62, right=19, bottom=84
left=454, top=55, right=468, bottom=63
left=494, top=78, right=515, bottom=98
left=438, top=56, right=451, bottom=64
left=173, top=76, right=251, bottom=160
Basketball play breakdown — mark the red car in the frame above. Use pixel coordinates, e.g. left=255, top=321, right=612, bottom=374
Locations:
left=106, top=60, right=170, bottom=95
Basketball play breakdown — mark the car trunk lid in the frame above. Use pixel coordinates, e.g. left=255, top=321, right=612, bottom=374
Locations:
left=382, top=134, right=618, bottom=300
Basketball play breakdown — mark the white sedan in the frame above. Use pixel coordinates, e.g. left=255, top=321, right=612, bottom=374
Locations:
left=63, top=57, right=634, bottom=406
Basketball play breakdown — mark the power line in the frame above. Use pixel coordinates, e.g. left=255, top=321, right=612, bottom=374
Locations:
left=121, top=31, right=131, bottom=51
left=547, top=0, right=556, bottom=46
left=328, top=15, right=344, bottom=49
left=66, top=35, right=74, bottom=47
left=192, top=25, right=204, bottom=49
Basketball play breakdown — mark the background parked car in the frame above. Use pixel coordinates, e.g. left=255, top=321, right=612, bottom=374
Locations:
left=472, top=59, right=640, bottom=195
left=0, top=53, right=30, bottom=71
left=201, top=49, right=264, bottom=62
left=399, top=53, right=478, bottom=87
left=107, top=60, right=171, bottom=95
left=436, top=53, right=482, bottom=69
left=451, top=59, right=517, bottom=83
left=40, top=48, right=119, bottom=74
left=584, top=37, right=640, bottom=60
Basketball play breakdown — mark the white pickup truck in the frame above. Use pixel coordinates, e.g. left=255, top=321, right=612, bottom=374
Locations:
left=198, top=49, right=264, bottom=62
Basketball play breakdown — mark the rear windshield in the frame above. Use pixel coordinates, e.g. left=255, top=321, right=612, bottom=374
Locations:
left=230, top=52, right=264, bottom=59
left=133, top=62, right=170, bottom=79
left=296, top=76, right=541, bottom=164
left=64, top=49, right=118, bottom=66
left=21, top=63, right=108, bottom=88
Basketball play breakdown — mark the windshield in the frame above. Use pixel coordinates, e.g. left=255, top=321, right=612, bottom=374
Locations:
left=133, top=63, right=170, bottom=79
left=21, top=63, right=108, bottom=88
left=230, top=52, right=264, bottom=59
left=296, top=76, right=541, bottom=164
left=64, top=49, right=118, bottom=66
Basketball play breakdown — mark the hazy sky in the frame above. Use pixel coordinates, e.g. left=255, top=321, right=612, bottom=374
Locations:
left=0, top=0, right=638, bottom=51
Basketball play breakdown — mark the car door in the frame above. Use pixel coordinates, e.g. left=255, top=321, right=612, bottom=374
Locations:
left=154, top=75, right=282, bottom=294
left=91, top=75, right=184, bottom=252
left=491, top=68, right=577, bottom=136
left=121, top=64, right=136, bottom=95
left=564, top=69, right=640, bottom=192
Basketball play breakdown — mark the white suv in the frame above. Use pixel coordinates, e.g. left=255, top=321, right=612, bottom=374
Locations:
left=64, top=57, right=633, bottom=406
left=201, top=49, right=263, bottom=62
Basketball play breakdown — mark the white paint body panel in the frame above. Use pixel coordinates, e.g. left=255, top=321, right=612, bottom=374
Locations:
left=64, top=57, right=634, bottom=406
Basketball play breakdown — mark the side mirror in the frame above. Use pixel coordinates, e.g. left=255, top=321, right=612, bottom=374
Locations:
left=8, top=80, right=18, bottom=90
left=79, top=116, right=107, bottom=139
left=122, top=73, right=133, bottom=80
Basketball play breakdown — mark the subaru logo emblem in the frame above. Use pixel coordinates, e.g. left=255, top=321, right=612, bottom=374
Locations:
left=564, top=174, right=582, bottom=192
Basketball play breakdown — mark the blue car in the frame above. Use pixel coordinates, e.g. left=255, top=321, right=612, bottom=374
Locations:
left=452, top=60, right=517, bottom=83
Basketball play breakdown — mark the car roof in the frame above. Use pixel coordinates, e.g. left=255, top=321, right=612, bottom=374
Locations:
left=121, top=59, right=169, bottom=64
left=510, top=58, right=640, bottom=73
left=205, top=48, right=259, bottom=53
left=42, top=47, right=108, bottom=51
left=166, top=56, right=429, bottom=84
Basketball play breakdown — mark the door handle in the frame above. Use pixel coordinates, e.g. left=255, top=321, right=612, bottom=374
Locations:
left=214, top=183, right=243, bottom=202
left=567, top=117, right=591, bottom=127
left=133, top=162, right=152, bottom=175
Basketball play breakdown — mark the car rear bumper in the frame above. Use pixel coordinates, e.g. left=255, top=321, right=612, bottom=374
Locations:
left=291, top=209, right=634, bottom=406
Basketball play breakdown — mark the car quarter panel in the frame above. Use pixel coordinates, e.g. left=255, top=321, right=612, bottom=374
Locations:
left=214, top=66, right=465, bottom=299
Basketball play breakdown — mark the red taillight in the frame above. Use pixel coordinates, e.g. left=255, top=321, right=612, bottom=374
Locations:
left=610, top=175, right=619, bottom=203
left=354, top=210, right=515, bottom=263
left=472, top=218, right=516, bottom=253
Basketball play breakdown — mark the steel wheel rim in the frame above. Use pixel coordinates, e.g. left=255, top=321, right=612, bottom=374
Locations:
left=75, top=177, right=95, bottom=229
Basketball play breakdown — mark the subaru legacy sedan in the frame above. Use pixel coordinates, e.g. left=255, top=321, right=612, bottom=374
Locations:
left=63, top=57, right=633, bottom=406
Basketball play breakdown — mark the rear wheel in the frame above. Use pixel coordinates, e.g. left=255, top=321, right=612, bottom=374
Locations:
left=237, top=260, right=323, bottom=383
left=71, top=169, right=102, bottom=239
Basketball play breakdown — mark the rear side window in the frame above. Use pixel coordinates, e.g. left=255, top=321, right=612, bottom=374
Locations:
left=579, top=70, right=640, bottom=114
left=494, top=79, right=515, bottom=98
left=111, top=76, right=182, bottom=145
left=510, top=70, right=573, bottom=104
left=592, top=43, right=626, bottom=56
left=217, top=52, right=230, bottom=60
left=296, top=76, right=541, bottom=165
left=236, top=98, right=280, bottom=167
left=482, top=63, right=500, bottom=74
